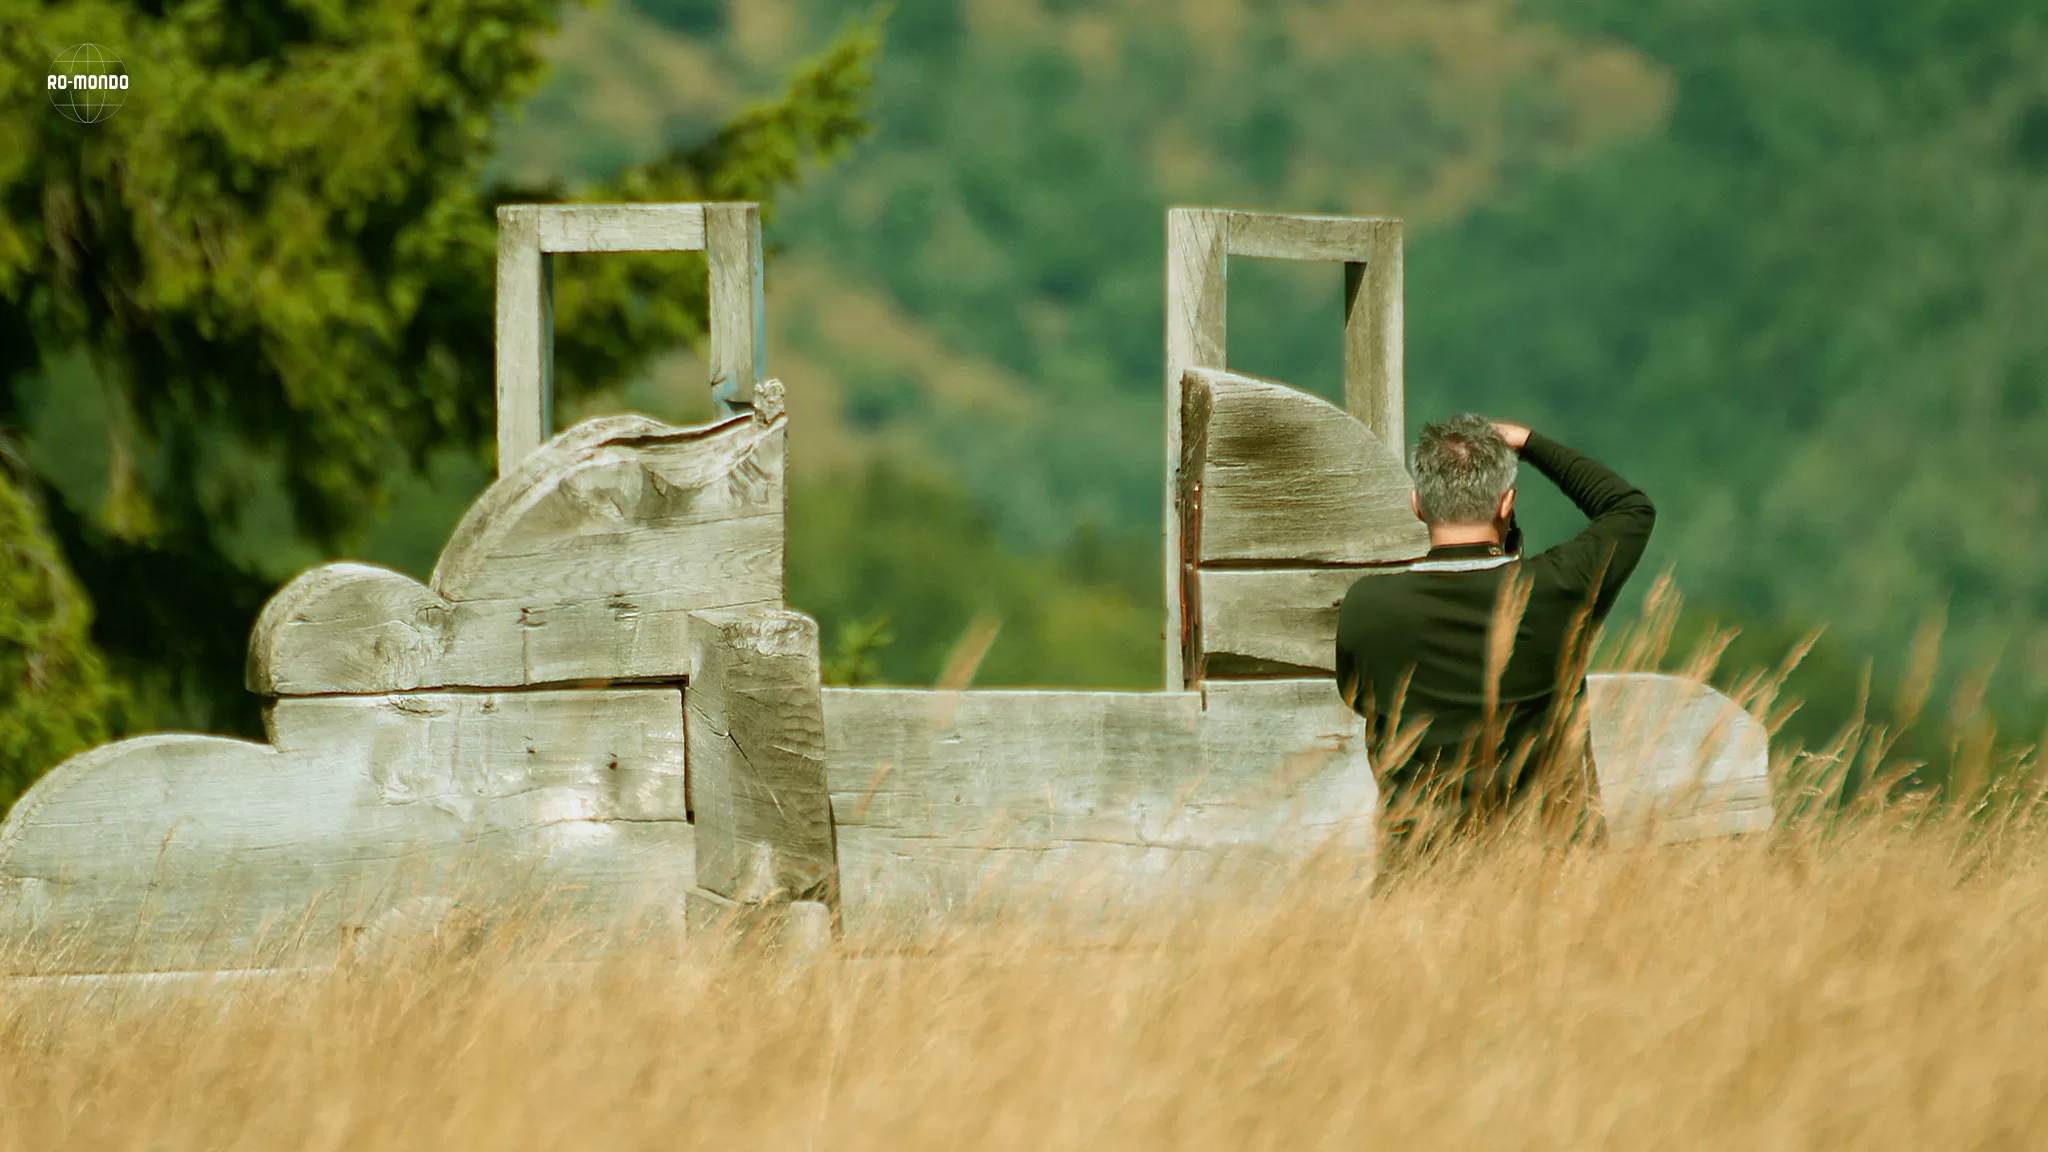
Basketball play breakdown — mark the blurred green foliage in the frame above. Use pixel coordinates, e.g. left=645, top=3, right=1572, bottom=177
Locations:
left=0, top=448, right=118, bottom=800
left=0, top=0, right=883, bottom=803
left=788, top=462, right=1159, bottom=687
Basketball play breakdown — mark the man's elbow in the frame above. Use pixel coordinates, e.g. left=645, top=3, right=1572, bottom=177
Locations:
left=1625, top=490, right=1656, bottom=535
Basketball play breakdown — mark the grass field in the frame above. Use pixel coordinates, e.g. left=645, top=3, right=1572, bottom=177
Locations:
left=4, top=807, right=2047, bottom=1148
left=4, top=598, right=2043, bottom=1148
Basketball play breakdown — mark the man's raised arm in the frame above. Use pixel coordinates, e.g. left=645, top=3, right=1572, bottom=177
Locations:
left=1495, top=421, right=1656, bottom=617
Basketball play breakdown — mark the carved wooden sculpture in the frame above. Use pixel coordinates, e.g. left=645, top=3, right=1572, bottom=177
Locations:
left=0, top=204, right=1772, bottom=974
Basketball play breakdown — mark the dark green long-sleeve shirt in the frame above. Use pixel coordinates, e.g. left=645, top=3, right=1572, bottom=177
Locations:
left=1334, top=432, right=1656, bottom=765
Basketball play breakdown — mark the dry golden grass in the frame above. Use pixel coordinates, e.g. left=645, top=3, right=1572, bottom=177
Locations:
left=6, top=585, right=2045, bottom=1149
left=3, top=812, right=2048, bottom=1149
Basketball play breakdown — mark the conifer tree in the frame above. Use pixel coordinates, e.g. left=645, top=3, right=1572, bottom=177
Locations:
left=0, top=1, right=885, bottom=800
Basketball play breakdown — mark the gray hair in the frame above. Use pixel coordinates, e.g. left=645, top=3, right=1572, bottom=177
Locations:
left=1411, top=414, right=1518, bottom=525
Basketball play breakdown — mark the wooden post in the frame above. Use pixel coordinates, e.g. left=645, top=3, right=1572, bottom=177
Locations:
left=686, top=609, right=837, bottom=918
left=1164, top=209, right=1228, bottom=692
left=705, top=203, right=766, bottom=415
left=1343, top=220, right=1403, bottom=450
left=495, top=207, right=553, bottom=478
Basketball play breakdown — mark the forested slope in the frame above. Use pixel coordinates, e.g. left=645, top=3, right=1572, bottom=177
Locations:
left=497, top=0, right=2048, bottom=747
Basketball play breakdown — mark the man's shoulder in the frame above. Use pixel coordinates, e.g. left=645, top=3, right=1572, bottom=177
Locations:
left=1338, top=568, right=1425, bottom=618
left=1521, top=541, right=1602, bottom=592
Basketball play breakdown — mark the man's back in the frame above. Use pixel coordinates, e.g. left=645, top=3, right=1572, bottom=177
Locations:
left=1336, top=431, right=1656, bottom=768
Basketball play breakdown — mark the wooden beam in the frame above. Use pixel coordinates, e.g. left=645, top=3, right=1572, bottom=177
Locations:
left=529, top=203, right=708, bottom=253
left=1343, top=219, right=1403, bottom=448
left=1197, top=566, right=1379, bottom=677
left=1164, top=208, right=1229, bottom=691
left=494, top=206, right=552, bottom=477
left=1184, top=367, right=1429, bottom=565
left=1226, top=211, right=1389, bottom=262
left=704, top=203, right=765, bottom=412
left=687, top=610, right=838, bottom=912
left=821, top=681, right=1375, bottom=931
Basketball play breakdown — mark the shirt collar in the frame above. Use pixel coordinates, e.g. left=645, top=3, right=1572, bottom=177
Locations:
left=1422, top=518, right=1524, bottom=561
left=1424, top=541, right=1509, bottom=561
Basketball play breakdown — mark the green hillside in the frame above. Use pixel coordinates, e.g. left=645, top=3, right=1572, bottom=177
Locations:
left=484, top=0, right=2048, bottom=754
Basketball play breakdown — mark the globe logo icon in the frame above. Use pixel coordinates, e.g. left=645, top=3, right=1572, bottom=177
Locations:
left=48, top=44, right=128, bottom=124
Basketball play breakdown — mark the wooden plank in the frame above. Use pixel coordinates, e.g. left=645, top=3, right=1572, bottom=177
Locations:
left=1343, top=219, right=1403, bottom=448
left=1586, top=674, right=1774, bottom=842
left=1225, top=211, right=1387, bottom=262
left=266, top=691, right=687, bottom=823
left=821, top=681, right=1375, bottom=930
left=524, top=203, right=708, bottom=253
left=451, top=516, right=783, bottom=605
left=0, top=690, right=693, bottom=975
left=494, top=206, right=552, bottom=477
left=704, top=203, right=765, bottom=412
left=1197, top=566, right=1378, bottom=677
left=1164, top=208, right=1229, bottom=691
left=686, top=610, right=837, bottom=911
left=1185, top=367, right=1429, bottom=565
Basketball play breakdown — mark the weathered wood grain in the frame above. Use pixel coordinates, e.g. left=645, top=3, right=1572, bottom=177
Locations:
left=0, top=690, right=693, bottom=975
left=1197, top=566, right=1379, bottom=677
left=704, top=203, right=765, bottom=412
left=1164, top=208, right=1230, bottom=691
left=1343, top=219, right=1403, bottom=448
left=247, top=563, right=454, bottom=695
left=687, top=610, right=837, bottom=910
left=1225, top=211, right=1388, bottom=262
left=495, top=206, right=553, bottom=476
left=822, top=680, right=1375, bottom=929
left=523, top=203, right=708, bottom=253
left=252, top=410, right=787, bottom=694
left=1184, top=366, right=1429, bottom=565
left=1586, top=674, right=1773, bottom=841
left=453, top=517, right=781, bottom=606
left=435, top=412, right=784, bottom=596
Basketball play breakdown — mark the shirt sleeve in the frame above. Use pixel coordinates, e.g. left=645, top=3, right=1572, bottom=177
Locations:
left=1519, top=430, right=1657, bottom=618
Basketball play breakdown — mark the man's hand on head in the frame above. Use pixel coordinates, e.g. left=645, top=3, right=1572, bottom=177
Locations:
left=1490, top=421, right=1531, bottom=451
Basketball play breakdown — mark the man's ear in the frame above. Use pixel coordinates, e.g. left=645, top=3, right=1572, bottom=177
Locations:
left=1498, top=488, right=1517, bottom=522
left=1409, top=490, right=1420, bottom=519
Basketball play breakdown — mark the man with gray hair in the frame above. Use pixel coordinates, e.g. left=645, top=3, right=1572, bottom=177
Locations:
left=1335, top=416, right=1655, bottom=872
